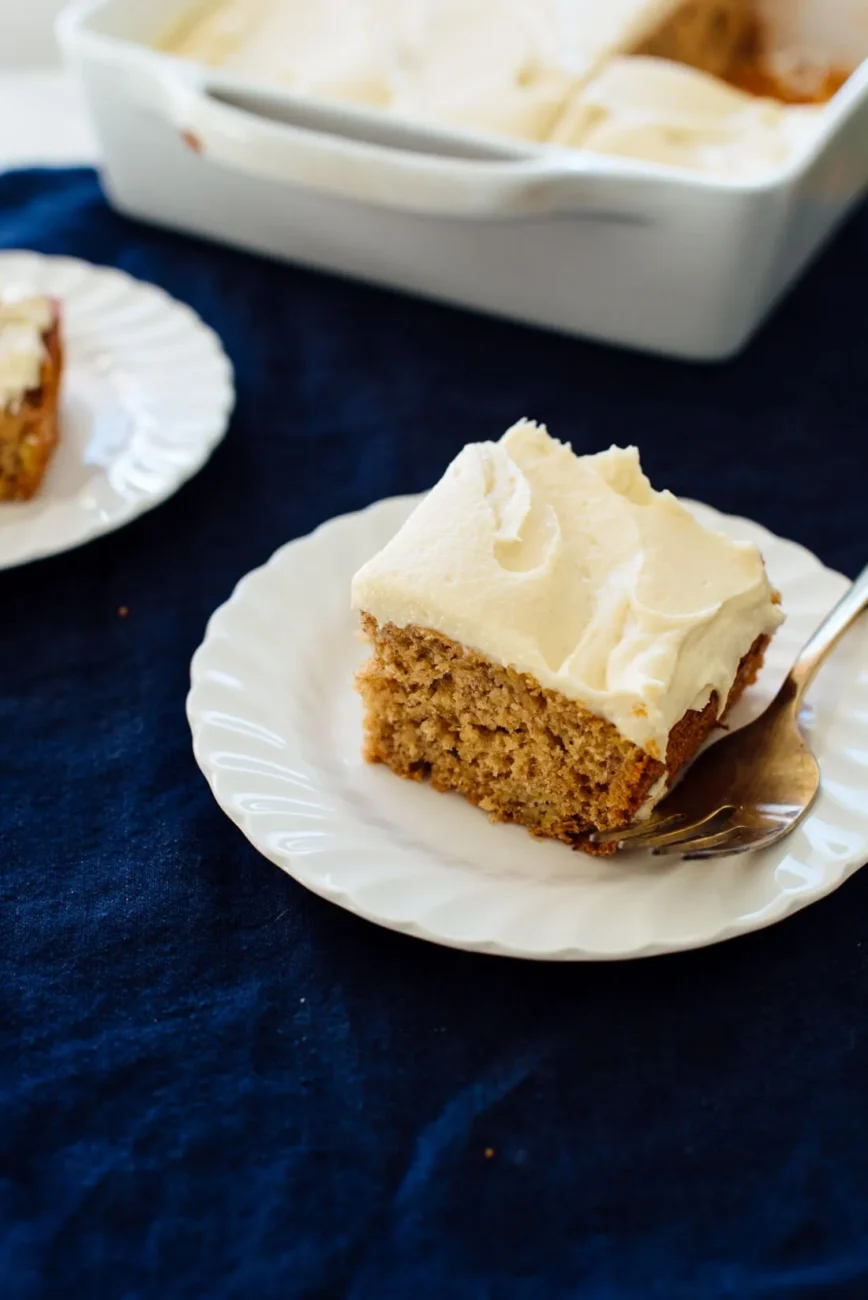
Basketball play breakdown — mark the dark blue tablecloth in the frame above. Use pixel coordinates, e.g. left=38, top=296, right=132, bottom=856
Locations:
left=2, top=168, right=867, bottom=1300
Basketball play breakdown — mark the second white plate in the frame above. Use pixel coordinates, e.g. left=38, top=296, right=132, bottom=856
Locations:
left=188, top=496, right=868, bottom=960
left=0, top=252, right=234, bottom=570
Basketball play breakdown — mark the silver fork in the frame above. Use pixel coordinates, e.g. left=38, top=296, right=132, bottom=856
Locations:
left=591, top=563, right=868, bottom=860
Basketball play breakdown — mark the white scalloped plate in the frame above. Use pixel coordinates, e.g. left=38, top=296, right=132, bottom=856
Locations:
left=188, top=496, right=868, bottom=960
left=0, top=252, right=234, bottom=569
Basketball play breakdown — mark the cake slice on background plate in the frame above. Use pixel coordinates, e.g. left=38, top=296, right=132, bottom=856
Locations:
left=0, top=288, right=63, bottom=502
left=352, top=421, right=783, bottom=855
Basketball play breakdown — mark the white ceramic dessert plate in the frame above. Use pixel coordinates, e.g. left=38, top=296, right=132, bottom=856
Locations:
left=188, top=496, right=868, bottom=961
left=0, top=252, right=234, bottom=570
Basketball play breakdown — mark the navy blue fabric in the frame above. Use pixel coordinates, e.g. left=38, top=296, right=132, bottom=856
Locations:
left=2, top=167, right=867, bottom=1300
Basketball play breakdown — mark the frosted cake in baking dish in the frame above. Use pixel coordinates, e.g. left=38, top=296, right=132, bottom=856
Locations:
left=161, top=0, right=853, bottom=174
left=351, top=422, right=783, bottom=854
left=165, top=0, right=749, bottom=140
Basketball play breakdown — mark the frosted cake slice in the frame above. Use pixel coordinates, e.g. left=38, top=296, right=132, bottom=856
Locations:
left=352, top=421, right=783, bottom=854
left=0, top=288, right=63, bottom=502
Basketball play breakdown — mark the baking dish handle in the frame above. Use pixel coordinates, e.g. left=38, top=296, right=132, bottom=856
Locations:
left=159, top=72, right=636, bottom=221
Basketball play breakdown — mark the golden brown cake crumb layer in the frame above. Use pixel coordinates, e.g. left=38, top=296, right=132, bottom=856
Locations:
left=637, top=0, right=754, bottom=81
left=641, top=2, right=850, bottom=105
left=357, top=615, right=769, bottom=856
left=0, top=316, right=63, bottom=503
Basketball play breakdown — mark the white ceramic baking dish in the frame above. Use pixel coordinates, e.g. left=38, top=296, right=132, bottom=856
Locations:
left=58, top=0, right=868, bottom=360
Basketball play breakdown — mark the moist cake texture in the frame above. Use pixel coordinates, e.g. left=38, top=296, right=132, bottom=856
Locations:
left=0, top=291, right=63, bottom=502
left=358, top=617, right=770, bottom=854
left=352, top=422, right=783, bottom=854
left=637, top=0, right=753, bottom=79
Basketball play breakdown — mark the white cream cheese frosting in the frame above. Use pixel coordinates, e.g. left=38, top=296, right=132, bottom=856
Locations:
left=167, top=0, right=392, bottom=107
left=553, top=56, right=825, bottom=176
left=376, top=0, right=682, bottom=138
left=0, top=287, right=52, bottom=412
left=352, top=421, right=783, bottom=756
left=373, top=0, right=574, bottom=142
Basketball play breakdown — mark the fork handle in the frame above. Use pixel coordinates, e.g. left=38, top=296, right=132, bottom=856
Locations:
left=787, top=562, right=868, bottom=703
